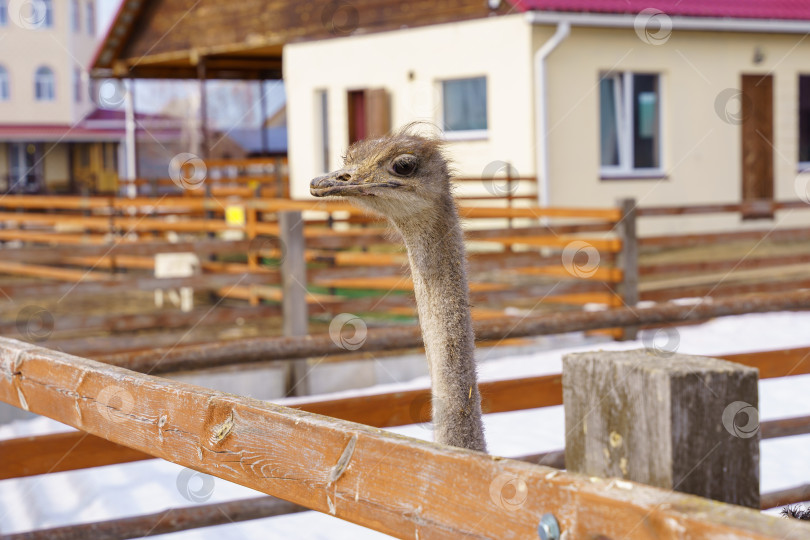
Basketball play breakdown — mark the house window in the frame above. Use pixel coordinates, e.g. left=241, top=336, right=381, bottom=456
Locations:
left=0, top=66, right=8, bottom=101
left=600, top=72, right=662, bottom=177
left=73, top=67, right=82, bottom=103
left=800, top=75, right=810, bottom=168
left=39, top=0, right=53, bottom=27
left=34, top=66, right=55, bottom=101
left=441, top=76, right=487, bottom=137
left=71, top=0, right=80, bottom=31
left=86, top=0, right=95, bottom=34
left=0, top=0, right=7, bottom=26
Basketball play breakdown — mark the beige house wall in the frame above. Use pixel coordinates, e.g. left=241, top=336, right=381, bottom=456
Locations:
left=0, top=2, right=97, bottom=125
left=539, top=25, right=810, bottom=233
left=286, top=15, right=810, bottom=233
left=284, top=14, right=535, bottom=200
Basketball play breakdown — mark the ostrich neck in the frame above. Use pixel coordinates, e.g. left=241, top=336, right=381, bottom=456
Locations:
left=392, top=195, right=486, bottom=452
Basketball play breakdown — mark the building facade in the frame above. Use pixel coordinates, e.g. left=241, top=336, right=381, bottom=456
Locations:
left=0, top=0, right=123, bottom=194
left=284, top=5, right=810, bottom=233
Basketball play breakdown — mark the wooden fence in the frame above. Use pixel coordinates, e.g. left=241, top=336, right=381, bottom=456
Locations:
left=0, top=192, right=632, bottom=354
left=1, top=290, right=809, bottom=538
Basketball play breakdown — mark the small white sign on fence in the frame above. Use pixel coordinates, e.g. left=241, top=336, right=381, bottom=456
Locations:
left=154, top=253, right=201, bottom=312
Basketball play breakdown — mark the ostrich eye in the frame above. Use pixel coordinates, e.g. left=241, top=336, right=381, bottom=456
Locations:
left=390, top=155, right=418, bottom=177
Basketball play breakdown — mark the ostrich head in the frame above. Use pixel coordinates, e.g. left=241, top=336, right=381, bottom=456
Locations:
left=310, top=129, right=451, bottom=222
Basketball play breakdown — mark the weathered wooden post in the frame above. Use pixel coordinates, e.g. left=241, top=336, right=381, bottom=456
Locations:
left=279, top=210, right=310, bottom=395
left=615, top=198, right=638, bottom=340
left=563, top=349, right=760, bottom=508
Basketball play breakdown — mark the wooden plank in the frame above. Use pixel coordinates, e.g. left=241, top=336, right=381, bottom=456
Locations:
left=458, top=206, right=621, bottom=221
left=761, top=484, right=810, bottom=510
left=0, top=339, right=802, bottom=539
left=1, top=496, right=306, bottom=540
left=313, top=276, right=507, bottom=293
left=0, top=240, right=251, bottom=263
left=637, top=200, right=810, bottom=217
left=0, top=431, right=149, bottom=480
left=510, top=265, right=622, bottom=282
left=639, top=227, right=810, bottom=249
left=94, top=290, right=810, bottom=374
left=0, top=273, right=269, bottom=299
left=476, top=235, right=622, bottom=252
left=722, top=347, right=810, bottom=379
left=542, top=292, right=622, bottom=306
left=0, top=261, right=110, bottom=282
left=639, top=252, right=810, bottom=277
left=3, top=372, right=806, bottom=481
left=0, top=230, right=113, bottom=245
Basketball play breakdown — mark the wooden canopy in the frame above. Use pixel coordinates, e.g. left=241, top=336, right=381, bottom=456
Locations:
left=91, top=0, right=511, bottom=80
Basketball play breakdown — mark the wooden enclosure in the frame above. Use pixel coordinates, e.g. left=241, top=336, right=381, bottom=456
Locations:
left=2, top=168, right=810, bottom=536
left=1, top=293, right=810, bottom=538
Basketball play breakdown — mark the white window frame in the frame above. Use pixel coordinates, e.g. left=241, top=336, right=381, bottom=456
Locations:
left=71, top=0, right=80, bottom=32
left=600, top=71, right=665, bottom=179
left=73, top=67, right=82, bottom=103
left=35, top=66, right=55, bottom=101
left=86, top=0, right=95, bottom=34
left=439, top=76, right=489, bottom=141
left=41, top=0, right=53, bottom=28
left=0, top=66, right=9, bottom=101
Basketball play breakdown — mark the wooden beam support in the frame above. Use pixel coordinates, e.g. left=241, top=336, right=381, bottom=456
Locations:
left=279, top=211, right=310, bottom=396
left=0, top=339, right=803, bottom=539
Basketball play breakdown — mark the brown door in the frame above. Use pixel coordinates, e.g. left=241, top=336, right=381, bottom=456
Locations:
left=740, top=74, right=774, bottom=219
left=348, top=88, right=390, bottom=144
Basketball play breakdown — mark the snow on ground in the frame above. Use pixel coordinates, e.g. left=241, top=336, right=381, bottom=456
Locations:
left=1, top=311, right=810, bottom=538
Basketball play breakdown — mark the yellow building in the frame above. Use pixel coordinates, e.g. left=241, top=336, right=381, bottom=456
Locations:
left=0, top=0, right=123, bottom=194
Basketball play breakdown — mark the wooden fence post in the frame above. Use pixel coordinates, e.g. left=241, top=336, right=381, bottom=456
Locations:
left=246, top=204, right=259, bottom=306
left=279, top=210, right=310, bottom=395
left=563, top=349, right=760, bottom=508
left=616, top=198, right=638, bottom=340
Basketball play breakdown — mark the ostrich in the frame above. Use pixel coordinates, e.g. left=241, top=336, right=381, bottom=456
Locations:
left=310, top=127, right=486, bottom=452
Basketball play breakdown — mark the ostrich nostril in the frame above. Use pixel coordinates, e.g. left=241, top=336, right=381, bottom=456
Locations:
left=336, top=173, right=351, bottom=183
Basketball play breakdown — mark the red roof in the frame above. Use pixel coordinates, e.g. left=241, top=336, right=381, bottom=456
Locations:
left=507, top=0, right=810, bottom=20
left=0, top=124, right=124, bottom=142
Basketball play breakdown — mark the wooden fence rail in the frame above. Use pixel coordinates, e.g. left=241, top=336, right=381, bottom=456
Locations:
left=94, top=289, right=810, bottom=373
left=0, top=338, right=804, bottom=539
left=4, top=343, right=809, bottom=481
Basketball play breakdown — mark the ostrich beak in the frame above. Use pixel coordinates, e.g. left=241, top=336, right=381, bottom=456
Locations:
left=310, top=169, right=404, bottom=197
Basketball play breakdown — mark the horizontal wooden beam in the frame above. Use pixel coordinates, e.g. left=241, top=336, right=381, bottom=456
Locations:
left=0, top=338, right=802, bottom=539
left=637, top=200, right=808, bottom=217
left=0, top=260, right=110, bottom=282
left=5, top=346, right=806, bottom=481
left=12, top=479, right=807, bottom=540
left=0, top=240, right=251, bottom=264
left=95, top=290, right=810, bottom=374
left=0, top=496, right=305, bottom=540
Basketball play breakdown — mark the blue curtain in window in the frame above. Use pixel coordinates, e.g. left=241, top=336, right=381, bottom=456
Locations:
left=443, top=77, right=487, bottom=132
